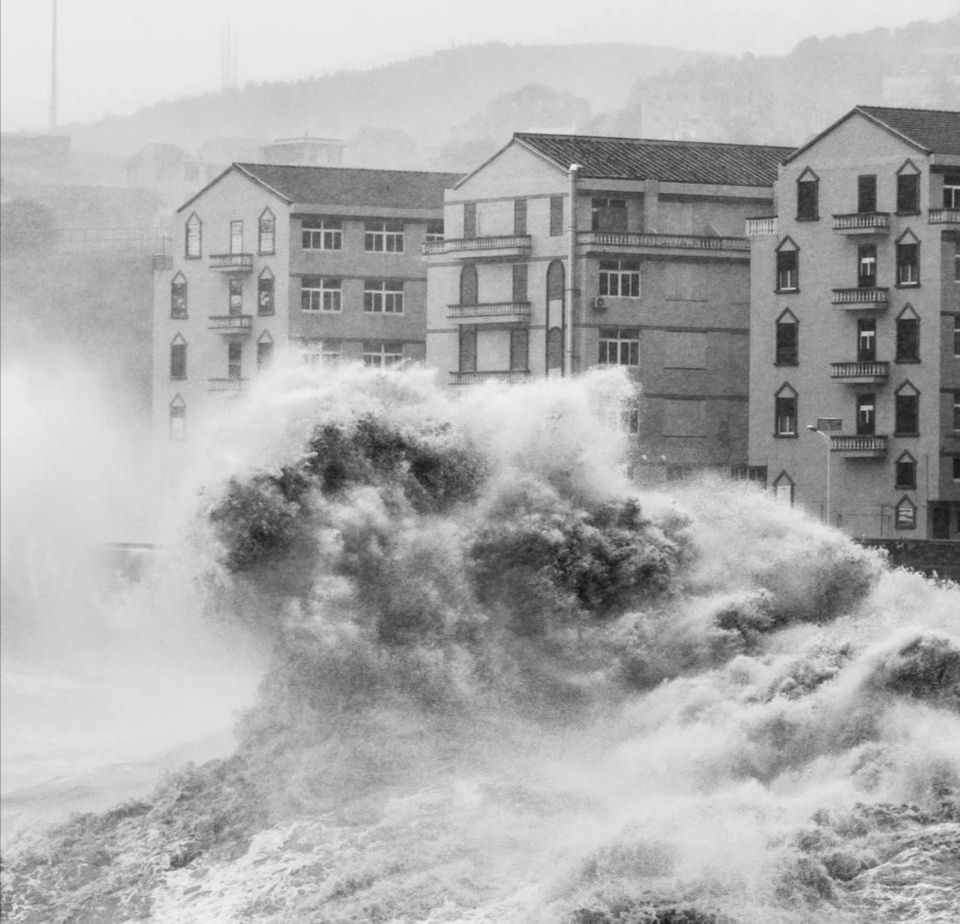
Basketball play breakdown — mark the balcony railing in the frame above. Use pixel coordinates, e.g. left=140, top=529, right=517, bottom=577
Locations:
left=425, top=235, right=532, bottom=259
left=578, top=230, right=749, bottom=254
left=745, top=216, right=778, bottom=236
left=208, top=377, right=248, bottom=392
left=831, top=287, right=889, bottom=306
left=830, top=361, right=890, bottom=381
left=449, top=370, right=531, bottom=385
left=447, top=301, right=531, bottom=321
left=209, top=252, right=254, bottom=272
left=831, top=434, right=887, bottom=457
left=929, top=208, right=960, bottom=225
left=208, top=314, right=253, bottom=333
left=832, top=212, right=890, bottom=233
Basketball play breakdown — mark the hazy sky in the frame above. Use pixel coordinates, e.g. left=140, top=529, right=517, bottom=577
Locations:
left=2, top=0, right=958, bottom=132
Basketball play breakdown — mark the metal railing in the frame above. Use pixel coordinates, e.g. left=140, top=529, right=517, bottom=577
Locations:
left=745, top=217, right=778, bottom=236
left=449, top=370, right=531, bottom=385
left=578, top=230, right=749, bottom=252
left=831, top=435, right=887, bottom=453
left=208, top=314, right=253, bottom=331
left=209, top=252, right=254, bottom=271
left=929, top=208, right=960, bottom=225
left=832, top=212, right=890, bottom=232
left=831, top=287, right=889, bottom=305
left=830, top=361, right=889, bottom=379
left=447, top=301, right=531, bottom=320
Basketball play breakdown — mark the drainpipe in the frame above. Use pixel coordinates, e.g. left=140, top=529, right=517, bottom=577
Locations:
left=564, top=163, right=580, bottom=376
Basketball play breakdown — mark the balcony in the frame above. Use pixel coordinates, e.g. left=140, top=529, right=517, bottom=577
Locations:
left=208, top=377, right=248, bottom=392
left=209, top=252, right=254, bottom=273
left=745, top=216, right=778, bottom=237
left=425, top=235, right=532, bottom=260
left=929, top=208, right=960, bottom=225
left=832, top=213, right=891, bottom=234
left=447, top=301, right=531, bottom=323
left=830, top=361, right=889, bottom=383
left=831, top=434, right=887, bottom=458
left=578, top=230, right=749, bottom=258
left=831, top=287, right=889, bottom=308
left=208, top=314, right=253, bottom=335
left=449, top=370, right=531, bottom=386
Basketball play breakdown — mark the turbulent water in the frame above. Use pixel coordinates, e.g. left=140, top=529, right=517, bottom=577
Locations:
left=2, top=363, right=959, bottom=924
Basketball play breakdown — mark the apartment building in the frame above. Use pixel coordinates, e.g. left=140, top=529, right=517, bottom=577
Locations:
left=747, top=105, right=960, bottom=539
left=425, top=133, right=792, bottom=475
left=153, top=163, right=461, bottom=442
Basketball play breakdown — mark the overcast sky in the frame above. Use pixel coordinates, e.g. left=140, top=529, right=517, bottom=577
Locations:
left=2, top=0, right=958, bottom=132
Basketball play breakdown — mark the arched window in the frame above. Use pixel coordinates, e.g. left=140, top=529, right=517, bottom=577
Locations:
left=772, top=470, right=794, bottom=506
left=895, top=495, right=917, bottom=530
left=774, top=383, right=798, bottom=437
left=775, top=237, right=799, bottom=293
left=895, top=451, right=917, bottom=490
left=170, top=272, right=187, bottom=318
left=894, top=380, right=920, bottom=436
left=895, top=304, right=919, bottom=362
left=257, top=330, right=274, bottom=370
left=546, top=259, right=565, bottom=373
left=169, top=395, right=186, bottom=441
left=259, top=208, right=276, bottom=254
left=458, top=324, right=477, bottom=373
left=185, top=213, right=202, bottom=258
left=170, top=333, right=187, bottom=380
left=459, top=264, right=478, bottom=306
left=775, top=308, right=798, bottom=365
left=258, top=267, right=275, bottom=316
left=547, top=328, right=563, bottom=372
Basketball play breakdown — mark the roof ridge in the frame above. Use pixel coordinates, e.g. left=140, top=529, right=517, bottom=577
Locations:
left=857, top=104, right=960, bottom=115
left=514, top=131, right=795, bottom=150
left=237, top=162, right=463, bottom=178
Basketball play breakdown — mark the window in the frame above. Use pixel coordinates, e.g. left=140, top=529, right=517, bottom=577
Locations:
left=169, top=396, right=186, bottom=441
left=459, top=325, right=477, bottom=373
left=776, top=240, right=799, bottom=292
left=460, top=265, right=478, bottom=306
left=894, top=382, right=919, bottom=436
left=858, top=244, right=877, bottom=288
left=228, top=277, right=243, bottom=314
left=856, top=393, right=876, bottom=436
left=512, top=263, right=528, bottom=302
left=185, top=213, right=201, bottom=258
left=302, top=217, right=342, bottom=250
left=170, top=335, right=187, bottom=380
left=258, top=209, right=276, bottom=254
left=598, top=260, right=641, bottom=297
left=896, top=240, right=919, bottom=286
left=170, top=273, right=187, bottom=318
left=591, top=198, right=628, bottom=232
left=896, top=306, right=919, bottom=362
left=857, top=317, right=876, bottom=362
left=510, top=327, right=528, bottom=372
left=895, top=496, right=917, bottom=530
left=954, top=317, right=960, bottom=357
left=954, top=392, right=960, bottom=431
left=362, top=341, right=403, bottom=368
left=463, top=202, right=477, bottom=239
left=897, top=171, right=920, bottom=214
left=796, top=170, right=819, bottom=220
left=230, top=220, right=244, bottom=254
left=773, top=471, right=794, bottom=506
left=426, top=221, right=444, bottom=244
left=775, top=311, right=798, bottom=365
left=258, top=268, right=275, bottom=315
left=301, top=277, right=341, bottom=313
left=228, top=341, right=242, bottom=380
left=364, top=220, right=404, bottom=253
left=257, top=333, right=273, bottom=370
left=364, top=279, right=404, bottom=314
left=895, top=452, right=917, bottom=489
left=549, top=196, right=563, bottom=236
left=954, top=457, right=960, bottom=481
left=774, top=384, right=797, bottom=437
left=857, top=174, right=877, bottom=213
left=944, top=173, right=960, bottom=210
left=301, top=339, right=341, bottom=365
left=514, top=199, right=527, bottom=236
left=598, top=327, right=639, bottom=366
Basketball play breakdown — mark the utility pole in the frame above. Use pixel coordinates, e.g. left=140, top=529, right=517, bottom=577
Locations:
left=49, top=0, right=58, bottom=132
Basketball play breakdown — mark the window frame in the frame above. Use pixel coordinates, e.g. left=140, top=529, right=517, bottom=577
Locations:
left=772, top=470, right=795, bottom=506
left=597, top=326, right=640, bottom=366
left=857, top=243, right=877, bottom=288
left=796, top=169, right=819, bottom=221
left=856, top=393, right=876, bottom=436
left=774, top=384, right=798, bottom=438
left=895, top=451, right=917, bottom=490
left=301, top=217, right=342, bottom=251
left=775, top=309, right=798, bottom=366
left=227, top=341, right=243, bottom=380
left=598, top=260, right=641, bottom=298
left=256, top=332, right=274, bottom=371
left=943, top=173, right=960, bottom=210
left=591, top=197, right=628, bottom=233
left=170, top=272, right=188, bottom=319
left=364, top=219, right=405, bottom=253
left=857, top=174, right=878, bottom=213
left=896, top=164, right=920, bottom=215
left=363, top=279, right=404, bottom=314
left=169, top=396, right=186, bottom=441
left=775, top=238, right=799, bottom=293
left=258, top=208, right=276, bottom=255
left=513, top=198, right=527, bottom=236
left=362, top=340, right=404, bottom=369
left=895, top=305, right=920, bottom=363
left=894, top=495, right=917, bottom=531
left=549, top=196, right=563, bottom=236
left=894, top=382, right=920, bottom=437
left=857, top=317, right=877, bottom=362
left=301, top=276, right=342, bottom=313
left=185, top=213, right=202, bottom=259
left=169, top=334, right=187, bottom=381
left=895, top=237, right=920, bottom=287
left=258, top=268, right=275, bottom=316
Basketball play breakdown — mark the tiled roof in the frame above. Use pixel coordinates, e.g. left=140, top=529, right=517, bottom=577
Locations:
left=514, top=133, right=795, bottom=187
left=856, top=106, right=960, bottom=156
left=236, top=163, right=463, bottom=209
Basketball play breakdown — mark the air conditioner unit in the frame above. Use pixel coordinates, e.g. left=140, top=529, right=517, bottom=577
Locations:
left=591, top=297, right=606, bottom=310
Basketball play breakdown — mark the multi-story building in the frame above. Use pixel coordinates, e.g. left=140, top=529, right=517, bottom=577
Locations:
left=747, top=105, right=960, bottom=539
left=425, top=132, right=792, bottom=476
left=153, top=163, right=461, bottom=442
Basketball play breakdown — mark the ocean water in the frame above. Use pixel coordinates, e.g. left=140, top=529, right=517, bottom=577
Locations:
left=2, top=362, right=958, bottom=923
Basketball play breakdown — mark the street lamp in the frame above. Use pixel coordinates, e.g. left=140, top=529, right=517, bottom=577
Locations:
left=806, top=424, right=831, bottom=525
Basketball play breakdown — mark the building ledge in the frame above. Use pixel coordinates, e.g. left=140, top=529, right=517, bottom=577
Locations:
left=424, top=235, right=531, bottom=260
left=447, top=302, right=531, bottom=322
left=578, top=230, right=749, bottom=257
